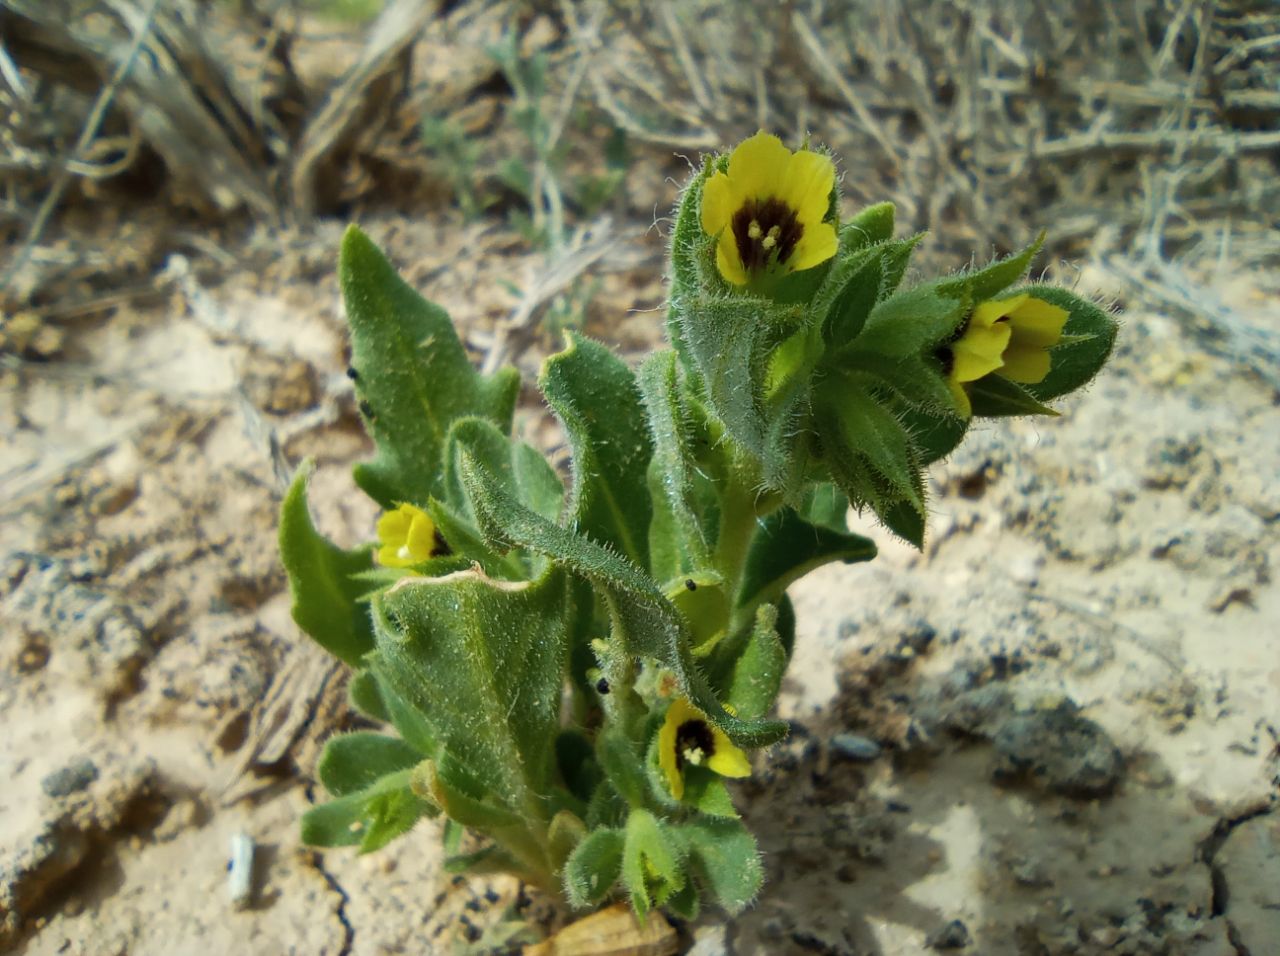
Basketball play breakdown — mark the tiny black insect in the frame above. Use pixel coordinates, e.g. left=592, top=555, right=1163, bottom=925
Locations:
left=685, top=579, right=697, bottom=591
left=595, top=678, right=610, bottom=695
left=346, top=366, right=359, bottom=381
left=359, top=399, right=375, bottom=419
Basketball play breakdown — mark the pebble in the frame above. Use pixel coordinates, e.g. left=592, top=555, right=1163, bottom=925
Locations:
left=41, top=758, right=99, bottom=798
left=926, top=919, right=972, bottom=949
left=829, top=733, right=882, bottom=762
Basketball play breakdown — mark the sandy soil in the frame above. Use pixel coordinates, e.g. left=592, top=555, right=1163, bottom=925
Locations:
left=1, top=211, right=1276, bottom=956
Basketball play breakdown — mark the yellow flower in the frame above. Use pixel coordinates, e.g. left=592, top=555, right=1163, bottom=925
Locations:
left=944, top=293, right=1069, bottom=416
left=701, top=132, right=838, bottom=288
left=375, top=503, right=446, bottom=568
left=657, top=698, right=751, bottom=800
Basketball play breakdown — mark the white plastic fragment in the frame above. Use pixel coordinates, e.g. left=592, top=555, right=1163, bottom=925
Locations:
left=228, top=832, right=255, bottom=910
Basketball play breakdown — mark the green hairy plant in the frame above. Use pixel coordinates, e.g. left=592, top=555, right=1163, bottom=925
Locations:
left=280, top=132, right=1117, bottom=919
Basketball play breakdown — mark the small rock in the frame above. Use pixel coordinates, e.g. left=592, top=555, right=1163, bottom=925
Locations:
left=687, top=924, right=728, bottom=956
left=926, top=919, right=972, bottom=949
left=41, top=758, right=99, bottom=798
left=1216, top=814, right=1280, bottom=953
left=991, top=701, right=1123, bottom=798
left=830, top=733, right=881, bottom=762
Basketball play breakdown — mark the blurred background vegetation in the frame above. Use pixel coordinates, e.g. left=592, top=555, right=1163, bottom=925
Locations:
left=2, top=0, right=1277, bottom=372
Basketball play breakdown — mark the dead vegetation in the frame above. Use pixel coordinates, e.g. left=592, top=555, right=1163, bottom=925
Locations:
left=2, top=1, right=1276, bottom=339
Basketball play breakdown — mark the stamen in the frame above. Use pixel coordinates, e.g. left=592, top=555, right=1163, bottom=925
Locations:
left=747, top=220, right=763, bottom=240
left=682, top=746, right=705, bottom=766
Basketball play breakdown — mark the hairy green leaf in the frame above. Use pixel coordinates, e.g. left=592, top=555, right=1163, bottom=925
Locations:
left=564, top=827, right=625, bottom=907
left=738, top=507, right=876, bottom=611
left=279, top=465, right=376, bottom=667
left=368, top=567, right=570, bottom=819
left=672, top=817, right=763, bottom=915
left=318, top=732, right=422, bottom=797
left=622, top=809, right=684, bottom=917
left=541, top=333, right=653, bottom=567
left=460, top=454, right=788, bottom=749
left=341, top=225, right=519, bottom=508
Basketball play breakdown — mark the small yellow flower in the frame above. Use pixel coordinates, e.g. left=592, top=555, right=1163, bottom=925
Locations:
left=701, top=132, right=838, bottom=288
left=658, top=698, right=751, bottom=800
left=375, top=503, right=446, bottom=568
left=944, top=293, right=1069, bottom=416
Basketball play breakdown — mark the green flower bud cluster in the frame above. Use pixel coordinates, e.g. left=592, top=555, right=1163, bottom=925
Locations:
left=670, top=132, right=1116, bottom=545
left=279, top=132, right=1116, bottom=923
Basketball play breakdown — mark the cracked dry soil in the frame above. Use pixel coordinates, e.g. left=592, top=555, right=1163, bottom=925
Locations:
left=1, top=222, right=1277, bottom=956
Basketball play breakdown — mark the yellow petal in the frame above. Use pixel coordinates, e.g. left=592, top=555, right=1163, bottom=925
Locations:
left=701, top=171, right=735, bottom=236
left=376, top=508, right=410, bottom=542
left=781, top=148, right=835, bottom=229
left=659, top=699, right=692, bottom=800
left=1008, top=297, right=1068, bottom=349
left=716, top=232, right=748, bottom=286
left=951, top=322, right=1011, bottom=382
left=707, top=727, right=751, bottom=778
left=998, top=345, right=1052, bottom=383
left=971, top=294, right=1025, bottom=329
left=726, top=131, right=792, bottom=202
left=405, top=511, right=436, bottom=561
left=788, top=221, right=838, bottom=272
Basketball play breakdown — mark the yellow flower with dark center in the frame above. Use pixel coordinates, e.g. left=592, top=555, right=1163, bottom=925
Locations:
left=943, top=293, right=1069, bottom=416
left=701, top=132, right=838, bottom=288
left=658, top=698, right=751, bottom=800
left=375, top=503, right=448, bottom=568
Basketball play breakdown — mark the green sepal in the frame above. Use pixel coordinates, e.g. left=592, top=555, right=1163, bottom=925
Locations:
left=279, top=464, right=377, bottom=668
left=368, top=566, right=570, bottom=815
left=799, top=482, right=849, bottom=531
left=1016, top=285, right=1119, bottom=401
left=460, top=454, right=788, bottom=749
left=340, top=225, right=519, bottom=508
left=317, top=732, right=422, bottom=797
left=540, top=333, right=654, bottom=567
left=564, top=827, right=625, bottom=907
left=898, top=403, right=970, bottom=466
left=301, top=768, right=435, bottom=853
left=737, top=507, right=876, bottom=612
left=816, top=235, right=921, bottom=351
left=348, top=669, right=389, bottom=722
left=622, top=809, right=684, bottom=917
left=833, top=284, right=968, bottom=413
left=671, top=817, right=763, bottom=916
left=721, top=604, right=786, bottom=722
left=844, top=202, right=896, bottom=247
left=968, top=374, right=1061, bottom=417
left=815, top=386, right=927, bottom=545
left=880, top=498, right=927, bottom=550
left=679, top=768, right=739, bottom=819
left=939, top=232, right=1045, bottom=302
